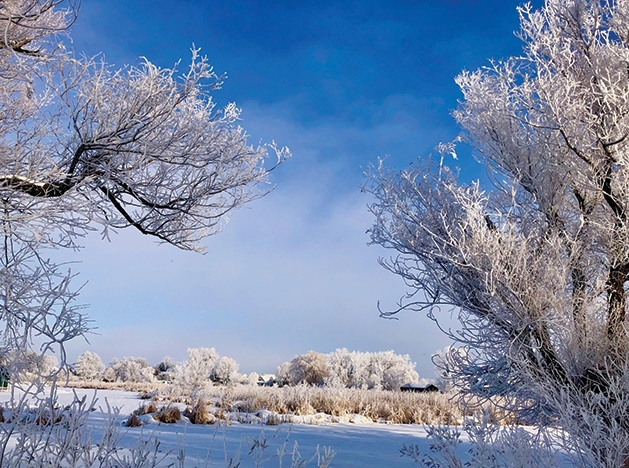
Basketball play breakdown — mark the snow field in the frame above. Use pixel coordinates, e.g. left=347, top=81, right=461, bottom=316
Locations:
left=0, top=387, right=447, bottom=467
left=0, top=387, right=576, bottom=467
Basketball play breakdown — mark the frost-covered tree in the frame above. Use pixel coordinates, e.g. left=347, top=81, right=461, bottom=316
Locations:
left=276, top=361, right=291, bottom=387
left=237, top=371, right=259, bottom=386
left=0, top=0, right=286, bottom=384
left=211, top=356, right=239, bottom=385
left=74, top=351, right=105, bottom=381
left=370, top=350, right=419, bottom=391
left=284, top=351, right=329, bottom=386
left=366, top=0, right=629, bottom=465
left=0, top=0, right=286, bottom=464
left=155, top=355, right=176, bottom=381
left=12, top=351, right=58, bottom=382
left=282, top=349, right=419, bottom=390
left=175, top=347, right=219, bottom=391
left=324, top=348, right=418, bottom=390
left=324, top=348, right=360, bottom=388
left=157, top=355, right=177, bottom=374
left=106, top=357, right=155, bottom=383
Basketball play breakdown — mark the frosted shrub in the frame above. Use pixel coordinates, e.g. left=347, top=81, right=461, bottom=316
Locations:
left=74, top=351, right=105, bottom=381
left=276, top=362, right=291, bottom=387
left=107, top=357, right=155, bottom=383
left=370, top=350, right=419, bottom=391
left=286, top=351, right=329, bottom=386
left=175, top=347, right=219, bottom=392
left=243, top=371, right=260, bottom=386
left=156, top=355, right=177, bottom=381
left=321, top=348, right=419, bottom=390
left=212, top=356, right=239, bottom=384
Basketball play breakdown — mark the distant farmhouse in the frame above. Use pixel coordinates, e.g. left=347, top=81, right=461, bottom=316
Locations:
left=257, top=374, right=276, bottom=386
left=400, top=383, right=440, bottom=393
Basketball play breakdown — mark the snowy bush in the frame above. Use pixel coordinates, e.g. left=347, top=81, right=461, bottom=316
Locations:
left=106, top=357, right=155, bottom=383
left=156, top=355, right=177, bottom=381
left=156, top=356, right=176, bottom=373
left=284, top=351, right=329, bottom=386
left=211, top=356, right=240, bottom=385
left=276, top=362, right=291, bottom=387
left=74, top=351, right=105, bottom=381
left=279, top=349, right=419, bottom=389
left=374, top=350, right=420, bottom=391
left=323, top=348, right=419, bottom=390
left=242, top=371, right=260, bottom=386
left=174, top=347, right=219, bottom=391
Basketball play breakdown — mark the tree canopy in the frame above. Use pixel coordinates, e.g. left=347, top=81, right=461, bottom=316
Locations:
left=367, top=0, right=629, bottom=465
left=0, top=0, right=288, bottom=374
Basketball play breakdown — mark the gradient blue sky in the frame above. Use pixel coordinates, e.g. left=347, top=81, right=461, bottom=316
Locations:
left=59, top=0, right=543, bottom=376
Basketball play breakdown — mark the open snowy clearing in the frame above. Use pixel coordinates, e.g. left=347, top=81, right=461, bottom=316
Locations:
left=0, top=387, right=454, bottom=467
left=0, top=387, right=574, bottom=467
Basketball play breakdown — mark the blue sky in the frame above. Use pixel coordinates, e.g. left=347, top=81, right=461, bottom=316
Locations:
left=59, top=0, right=543, bottom=376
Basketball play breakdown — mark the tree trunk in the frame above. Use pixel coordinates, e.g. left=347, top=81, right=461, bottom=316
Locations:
left=607, top=264, right=628, bottom=354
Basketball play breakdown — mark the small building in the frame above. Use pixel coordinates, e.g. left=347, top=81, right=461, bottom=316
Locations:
left=257, top=374, right=276, bottom=387
left=400, top=383, right=440, bottom=393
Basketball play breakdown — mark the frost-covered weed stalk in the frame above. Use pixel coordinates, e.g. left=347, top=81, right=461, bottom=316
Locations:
left=367, top=0, right=629, bottom=465
left=401, top=412, right=561, bottom=468
left=0, top=0, right=287, bottom=465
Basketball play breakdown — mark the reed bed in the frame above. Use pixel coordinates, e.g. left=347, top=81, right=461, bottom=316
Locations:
left=64, top=380, right=518, bottom=426
left=183, top=385, right=464, bottom=425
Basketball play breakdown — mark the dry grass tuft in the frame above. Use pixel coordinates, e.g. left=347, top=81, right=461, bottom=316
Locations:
left=35, top=413, right=63, bottom=426
left=133, top=401, right=158, bottom=416
left=154, top=405, right=181, bottom=424
left=125, top=414, right=142, bottom=427
left=184, top=399, right=216, bottom=425
left=64, top=376, right=519, bottom=427
left=139, top=390, right=159, bottom=400
left=214, top=407, right=231, bottom=424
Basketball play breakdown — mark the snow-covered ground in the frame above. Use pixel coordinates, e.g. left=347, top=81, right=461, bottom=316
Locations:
left=0, top=387, right=574, bottom=467
left=0, top=387, right=448, bottom=467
